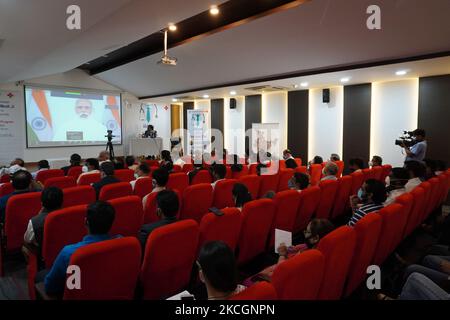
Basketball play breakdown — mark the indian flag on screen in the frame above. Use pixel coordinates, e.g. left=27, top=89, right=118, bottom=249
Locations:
left=27, top=89, right=54, bottom=142
left=102, top=95, right=121, bottom=136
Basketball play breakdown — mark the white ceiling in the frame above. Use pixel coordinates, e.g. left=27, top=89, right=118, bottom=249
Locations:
left=0, top=0, right=221, bottom=83
left=95, top=0, right=450, bottom=98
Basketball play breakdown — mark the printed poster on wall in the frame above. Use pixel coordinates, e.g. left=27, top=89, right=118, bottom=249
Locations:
left=187, top=109, right=209, bottom=155
left=0, top=91, right=24, bottom=166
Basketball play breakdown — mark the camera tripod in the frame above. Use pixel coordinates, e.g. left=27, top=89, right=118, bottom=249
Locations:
left=105, top=140, right=115, bottom=160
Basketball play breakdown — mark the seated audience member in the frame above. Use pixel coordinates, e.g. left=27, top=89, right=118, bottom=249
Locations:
left=330, top=153, right=341, bottom=162
left=61, top=154, right=81, bottom=176
left=435, top=160, right=447, bottom=176
left=231, top=183, right=252, bottom=210
left=402, top=254, right=450, bottom=290
left=288, top=172, right=310, bottom=192
left=160, top=150, right=174, bottom=172
left=92, top=162, right=120, bottom=198
left=348, top=179, right=386, bottom=227
left=138, top=190, right=179, bottom=249
left=348, top=158, right=364, bottom=173
left=113, top=158, right=125, bottom=170
left=130, top=163, right=151, bottom=191
left=309, top=156, right=323, bottom=166
left=77, top=158, right=100, bottom=184
left=282, top=149, right=298, bottom=169
left=211, top=164, right=226, bottom=189
left=142, top=168, right=169, bottom=206
left=0, top=170, right=41, bottom=222
left=197, top=241, right=244, bottom=300
left=32, top=160, right=50, bottom=179
left=321, top=162, right=338, bottom=181
left=370, top=155, right=383, bottom=168
left=385, top=167, right=410, bottom=206
left=404, top=161, right=426, bottom=192
left=44, top=201, right=117, bottom=295
left=0, top=158, right=27, bottom=177
left=98, top=151, right=111, bottom=164
left=24, top=187, right=63, bottom=249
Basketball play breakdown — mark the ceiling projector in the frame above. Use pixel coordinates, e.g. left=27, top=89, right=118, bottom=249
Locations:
left=158, top=55, right=177, bottom=66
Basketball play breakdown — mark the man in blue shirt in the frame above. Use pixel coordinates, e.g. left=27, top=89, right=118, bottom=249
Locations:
left=403, top=129, right=427, bottom=164
left=44, top=201, right=116, bottom=295
left=0, top=170, right=35, bottom=222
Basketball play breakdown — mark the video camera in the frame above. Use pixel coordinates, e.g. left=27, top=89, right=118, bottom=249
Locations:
left=395, top=131, right=417, bottom=147
left=105, top=130, right=115, bottom=142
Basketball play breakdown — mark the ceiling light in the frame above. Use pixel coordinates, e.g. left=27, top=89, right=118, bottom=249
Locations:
left=168, top=23, right=177, bottom=31
left=230, top=91, right=237, bottom=95
left=293, top=84, right=299, bottom=89
left=300, top=82, right=309, bottom=87
left=203, top=94, right=210, bottom=99
left=210, top=5, right=219, bottom=15
left=396, top=70, right=408, bottom=76
left=172, top=98, right=178, bottom=102
left=340, top=77, right=350, bottom=83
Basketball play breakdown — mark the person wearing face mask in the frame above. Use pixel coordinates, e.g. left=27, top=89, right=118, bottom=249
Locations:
left=76, top=158, right=100, bottom=184
left=384, top=167, right=410, bottom=206
left=142, top=168, right=169, bottom=207
left=288, top=172, right=310, bottom=192
left=129, top=163, right=151, bottom=191
left=282, top=149, right=298, bottom=169
left=348, top=179, right=387, bottom=227
left=369, top=155, right=383, bottom=168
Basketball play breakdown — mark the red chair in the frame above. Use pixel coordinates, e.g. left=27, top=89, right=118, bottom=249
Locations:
left=99, top=182, right=132, bottom=201
left=294, top=158, right=302, bottom=167
left=269, top=190, right=301, bottom=248
left=335, top=161, right=345, bottom=178
left=182, top=163, right=194, bottom=173
left=0, top=182, right=14, bottom=197
left=78, top=172, right=101, bottom=186
left=230, top=281, right=277, bottom=300
left=362, top=168, right=372, bottom=182
left=67, top=166, right=83, bottom=180
left=279, top=160, right=286, bottom=170
left=437, top=174, right=449, bottom=205
left=191, top=170, right=212, bottom=185
left=167, top=173, right=189, bottom=195
left=180, top=184, right=213, bottom=222
left=172, top=165, right=182, bottom=173
left=427, top=177, right=441, bottom=214
left=393, top=193, right=414, bottom=247
left=248, top=164, right=258, bottom=175
left=63, top=237, right=141, bottom=300
left=133, top=177, right=153, bottom=199
left=309, top=164, right=322, bottom=186
left=277, top=169, right=294, bottom=192
left=199, top=208, right=242, bottom=252
left=232, top=165, right=249, bottom=179
left=372, top=166, right=384, bottom=181
left=43, top=176, right=76, bottom=189
left=239, top=175, right=260, bottom=200
left=331, top=176, right=353, bottom=219
left=140, top=220, right=199, bottom=299
left=316, top=180, right=339, bottom=219
left=0, top=175, right=10, bottom=183
left=344, top=213, right=382, bottom=296
left=258, top=172, right=280, bottom=198
left=212, top=179, right=237, bottom=209
left=295, top=166, right=308, bottom=174
left=108, top=196, right=143, bottom=237
left=350, top=171, right=365, bottom=196
left=317, top=226, right=356, bottom=300
left=380, top=165, right=392, bottom=183
left=293, top=186, right=321, bottom=233
left=418, top=181, right=432, bottom=222
left=272, top=249, right=325, bottom=300
left=62, top=186, right=96, bottom=208
left=403, top=186, right=426, bottom=238
left=225, top=166, right=233, bottom=179
left=145, top=160, right=160, bottom=167
left=237, top=199, right=275, bottom=265
left=1, top=192, right=41, bottom=275
left=114, top=169, right=135, bottom=183
left=35, top=169, right=64, bottom=184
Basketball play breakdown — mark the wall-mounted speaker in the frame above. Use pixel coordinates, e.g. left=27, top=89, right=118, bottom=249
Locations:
left=323, top=89, right=330, bottom=103
left=230, top=98, right=237, bottom=109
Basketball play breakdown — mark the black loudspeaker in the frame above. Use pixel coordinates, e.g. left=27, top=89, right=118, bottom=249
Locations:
left=230, top=98, right=237, bottom=109
left=323, top=88, right=330, bottom=103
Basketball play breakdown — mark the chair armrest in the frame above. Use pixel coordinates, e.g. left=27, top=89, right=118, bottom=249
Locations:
left=35, top=282, right=58, bottom=300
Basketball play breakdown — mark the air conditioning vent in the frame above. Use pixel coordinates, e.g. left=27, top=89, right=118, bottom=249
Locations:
left=244, top=85, right=289, bottom=92
left=174, top=96, right=202, bottom=101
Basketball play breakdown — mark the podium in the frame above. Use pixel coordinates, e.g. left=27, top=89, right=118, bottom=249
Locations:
left=129, top=137, right=163, bottom=157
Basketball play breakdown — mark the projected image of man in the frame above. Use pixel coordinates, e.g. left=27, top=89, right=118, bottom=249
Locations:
left=54, top=99, right=107, bottom=142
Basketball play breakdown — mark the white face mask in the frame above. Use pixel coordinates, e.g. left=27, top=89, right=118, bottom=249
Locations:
left=368, top=161, right=373, bottom=167
left=82, top=165, right=89, bottom=173
left=134, top=173, right=139, bottom=179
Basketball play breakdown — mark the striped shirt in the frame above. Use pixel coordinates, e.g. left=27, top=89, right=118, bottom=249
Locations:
left=348, top=203, right=384, bottom=227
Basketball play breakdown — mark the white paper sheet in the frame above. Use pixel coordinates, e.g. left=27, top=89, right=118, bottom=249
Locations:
left=275, top=229, right=292, bottom=253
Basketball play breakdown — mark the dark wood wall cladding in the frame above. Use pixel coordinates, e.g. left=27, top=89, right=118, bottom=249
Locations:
left=287, top=90, right=309, bottom=159
left=211, top=99, right=224, bottom=136
left=343, top=84, right=372, bottom=173
left=418, top=75, right=450, bottom=162
left=245, top=95, right=262, bottom=155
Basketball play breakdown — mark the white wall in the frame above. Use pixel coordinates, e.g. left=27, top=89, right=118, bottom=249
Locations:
left=371, top=79, right=419, bottom=167
left=262, top=92, right=288, bottom=156
left=224, top=97, right=245, bottom=157
left=308, top=87, right=344, bottom=162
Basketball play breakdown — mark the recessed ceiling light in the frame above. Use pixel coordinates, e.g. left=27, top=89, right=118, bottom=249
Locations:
left=230, top=91, right=237, bottom=95
left=340, top=77, right=350, bottom=83
left=210, top=5, right=219, bottom=15
left=293, top=84, right=299, bottom=89
left=396, top=70, right=408, bottom=76
left=300, top=82, right=309, bottom=87
left=168, top=23, right=177, bottom=31
left=172, top=98, right=178, bottom=102
left=203, top=94, right=210, bottom=99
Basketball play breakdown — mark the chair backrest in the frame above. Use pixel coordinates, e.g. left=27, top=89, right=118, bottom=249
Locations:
left=316, top=180, right=339, bottom=219
left=362, top=168, right=372, bottom=182
left=258, top=172, right=280, bottom=198
left=372, top=166, right=384, bottom=181
left=108, top=196, right=143, bottom=237
left=380, top=165, right=392, bottom=183
left=427, top=177, right=441, bottom=214
left=344, top=213, right=382, bottom=296
left=114, top=169, right=135, bottom=183
left=295, top=166, right=308, bottom=174
left=167, top=173, right=189, bottom=195
left=142, top=192, right=159, bottom=224
left=238, top=175, right=261, bottom=200
left=393, top=192, right=414, bottom=246
left=4, top=192, right=42, bottom=251
left=77, top=173, right=101, bottom=186
left=35, top=169, right=64, bottom=184
left=231, top=165, right=249, bottom=179
left=133, top=177, right=153, bottom=199
left=212, top=179, right=237, bottom=209
left=44, top=176, right=76, bottom=189
left=43, top=205, right=87, bottom=268
left=191, top=170, right=212, bottom=185
left=199, top=208, right=242, bottom=252
left=331, top=175, right=353, bottom=219
left=145, top=160, right=160, bottom=167
left=225, top=166, right=233, bottom=179
left=62, top=186, right=96, bottom=208
left=294, top=186, right=321, bottom=233
left=277, top=169, right=294, bottom=192
left=237, top=199, right=276, bottom=265
left=272, top=249, right=325, bottom=300
left=98, top=182, right=132, bottom=201
left=0, top=182, right=14, bottom=197
left=140, top=220, right=199, bottom=299
left=335, top=161, right=345, bottom=178
left=279, top=160, right=286, bottom=170
left=180, top=184, right=213, bottom=222
left=418, top=181, right=432, bottom=222
left=172, top=165, right=182, bottom=173
left=403, top=186, right=426, bottom=237
left=229, top=281, right=277, bottom=300
left=437, top=174, right=448, bottom=206
left=317, top=226, right=356, bottom=300
left=294, top=158, right=302, bottom=167
left=350, top=171, right=365, bottom=196
left=0, top=175, right=11, bottom=183
left=67, top=166, right=83, bottom=179
left=63, top=237, right=141, bottom=300
left=309, top=164, right=322, bottom=186
left=182, top=163, right=194, bottom=173
left=248, top=164, right=258, bottom=175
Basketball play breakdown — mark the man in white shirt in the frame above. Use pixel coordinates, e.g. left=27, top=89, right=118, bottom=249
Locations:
left=385, top=167, right=409, bottom=206
left=32, top=160, right=50, bottom=180
left=403, top=129, right=427, bottom=164
left=0, top=158, right=27, bottom=177
left=404, top=161, right=426, bottom=193
left=130, top=163, right=151, bottom=191
left=210, top=164, right=226, bottom=189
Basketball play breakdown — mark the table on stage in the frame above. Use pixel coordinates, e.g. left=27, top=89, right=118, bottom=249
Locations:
left=129, top=137, right=163, bottom=156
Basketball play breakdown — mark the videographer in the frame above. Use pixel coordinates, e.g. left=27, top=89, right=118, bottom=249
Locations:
left=402, top=129, right=427, bottom=164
